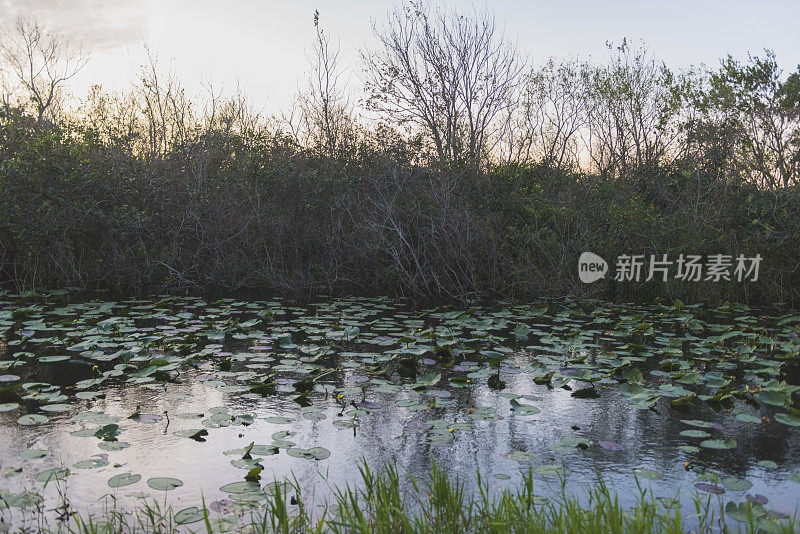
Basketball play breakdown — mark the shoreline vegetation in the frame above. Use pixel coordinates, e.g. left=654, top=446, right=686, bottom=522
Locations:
left=0, top=4, right=799, bottom=307
left=3, top=462, right=798, bottom=534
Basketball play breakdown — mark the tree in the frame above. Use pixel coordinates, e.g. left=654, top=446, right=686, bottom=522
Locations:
left=286, top=10, right=353, bottom=158
left=684, top=51, right=800, bottom=187
left=364, top=1, right=523, bottom=165
left=584, top=40, right=681, bottom=177
left=523, top=58, right=589, bottom=169
left=0, top=16, right=90, bottom=125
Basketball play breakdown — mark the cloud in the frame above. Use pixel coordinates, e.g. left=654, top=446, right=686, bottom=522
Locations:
left=0, top=0, right=146, bottom=51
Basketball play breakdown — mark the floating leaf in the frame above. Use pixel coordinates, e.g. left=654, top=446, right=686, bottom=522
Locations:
left=699, top=438, right=737, bottom=450
left=680, top=419, right=713, bottom=428
left=695, top=483, right=724, bottom=494
left=175, top=507, right=205, bottom=525
left=679, top=430, right=711, bottom=438
left=510, top=399, right=540, bottom=415
left=722, top=478, right=752, bottom=492
left=174, top=428, right=209, bottom=441
left=74, top=457, right=109, bottom=469
left=220, top=481, right=261, bottom=494
left=20, top=449, right=49, bottom=459
left=735, top=413, right=762, bottom=424
left=36, top=467, right=69, bottom=484
left=503, top=451, right=535, bottom=462
left=633, top=468, right=662, bottom=480
left=98, top=441, right=130, bottom=451
left=774, top=413, right=800, bottom=427
left=308, top=447, right=331, bottom=460
left=147, top=477, right=183, bottom=491
left=18, top=414, right=48, bottom=425
left=108, top=473, right=141, bottom=488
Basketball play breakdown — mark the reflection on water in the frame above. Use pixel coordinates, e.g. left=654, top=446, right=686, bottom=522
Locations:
left=0, top=295, right=799, bottom=530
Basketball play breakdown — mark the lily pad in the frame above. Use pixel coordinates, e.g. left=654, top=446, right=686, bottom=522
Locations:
left=74, top=457, right=109, bottom=469
left=774, top=413, right=800, bottom=427
left=633, top=468, right=662, bottom=480
left=722, top=478, right=752, bottom=491
left=699, top=438, right=737, bottom=450
left=108, top=473, right=141, bottom=488
left=36, top=467, right=69, bottom=483
left=98, top=441, right=130, bottom=451
left=308, top=447, right=331, bottom=460
left=147, top=477, right=183, bottom=491
left=679, top=430, right=711, bottom=438
left=20, top=449, right=50, bottom=459
left=220, top=481, right=261, bottom=494
left=175, top=507, right=205, bottom=524
left=18, top=414, right=48, bottom=425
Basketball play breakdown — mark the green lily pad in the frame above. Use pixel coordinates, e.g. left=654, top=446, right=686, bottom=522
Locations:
left=147, top=477, right=183, bottom=491
left=633, top=468, right=662, bottom=480
left=74, top=457, right=109, bottom=469
left=38, top=355, right=70, bottom=363
left=36, top=467, right=69, bottom=483
left=40, top=403, right=73, bottom=412
left=265, top=416, right=292, bottom=424
left=699, top=438, right=737, bottom=450
left=220, top=481, right=261, bottom=494
left=721, top=477, right=752, bottom=491
left=175, top=506, right=205, bottom=524
left=98, top=441, right=130, bottom=451
left=20, top=449, right=50, bottom=459
left=680, top=419, right=713, bottom=428
left=679, top=430, right=711, bottom=438
left=308, top=447, right=331, bottom=460
left=735, top=413, right=762, bottom=424
left=18, top=414, right=48, bottom=425
left=108, top=473, right=141, bottom=488
left=774, top=413, right=800, bottom=427
left=1, top=490, right=43, bottom=508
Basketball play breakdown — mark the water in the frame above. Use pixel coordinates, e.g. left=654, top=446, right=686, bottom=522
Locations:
left=1, top=293, right=799, bottom=530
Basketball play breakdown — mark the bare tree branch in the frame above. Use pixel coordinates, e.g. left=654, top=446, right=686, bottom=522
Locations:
left=0, top=15, right=90, bottom=125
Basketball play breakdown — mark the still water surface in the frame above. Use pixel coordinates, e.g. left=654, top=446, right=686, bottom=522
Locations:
left=1, top=293, right=799, bottom=529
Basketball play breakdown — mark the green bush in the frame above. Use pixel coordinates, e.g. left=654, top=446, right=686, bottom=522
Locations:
left=1, top=108, right=798, bottom=305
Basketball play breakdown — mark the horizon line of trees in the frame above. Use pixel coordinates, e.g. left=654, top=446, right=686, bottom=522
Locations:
left=1, top=2, right=799, bottom=188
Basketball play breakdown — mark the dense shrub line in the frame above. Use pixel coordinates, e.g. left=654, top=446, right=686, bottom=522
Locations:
left=1, top=108, right=798, bottom=305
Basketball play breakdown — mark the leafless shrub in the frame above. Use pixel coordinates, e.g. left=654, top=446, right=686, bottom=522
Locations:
left=363, top=1, right=523, bottom=166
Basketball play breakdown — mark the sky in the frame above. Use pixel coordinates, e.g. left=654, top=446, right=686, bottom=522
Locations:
left=1, top=0, right=799, bottom=115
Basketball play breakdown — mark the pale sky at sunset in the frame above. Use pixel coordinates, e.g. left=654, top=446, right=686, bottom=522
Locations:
left=1, top=0, right=799, bottom=114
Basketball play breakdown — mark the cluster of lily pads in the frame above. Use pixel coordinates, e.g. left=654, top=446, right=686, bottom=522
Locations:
left=1, top=290, right=800, bottom=528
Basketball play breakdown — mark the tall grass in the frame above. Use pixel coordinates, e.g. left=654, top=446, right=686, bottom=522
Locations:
left=4, top=461, right=795, bottom=533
